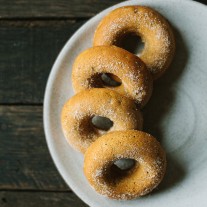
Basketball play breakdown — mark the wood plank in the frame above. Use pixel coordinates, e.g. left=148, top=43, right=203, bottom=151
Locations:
left=0, top=106, right=69, bottom=190
left=0, top=0, right=121, bottom=19
left=0, top=20, right=85, bottom=104
left=0, top=0, right=205, bottom=19
left=0, top=191, right=88, bottom=207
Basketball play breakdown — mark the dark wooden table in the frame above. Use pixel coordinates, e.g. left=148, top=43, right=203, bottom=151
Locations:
left=0, top=0, right=206, bottom=206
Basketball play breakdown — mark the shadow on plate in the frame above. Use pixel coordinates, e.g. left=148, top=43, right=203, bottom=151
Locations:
left=142, top=26, right=189, bottom=194
left=155, top=155, right=185, bottom=195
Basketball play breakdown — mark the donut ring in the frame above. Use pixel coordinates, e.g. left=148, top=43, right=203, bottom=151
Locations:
left=61, top=89, right=143, bottom=153
left=93, top=6, right=175, bottom=79
left=84, top=130, right=166, bottom=200
left=72, top=45, right=153, bottom=107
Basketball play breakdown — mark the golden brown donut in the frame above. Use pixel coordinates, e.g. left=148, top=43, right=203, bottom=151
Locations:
left=93, top=6, right=175, bottom=79
left=61, top=89, right=143, bottom=153
left=84, top=130, right=166, bottom=200
left=72, top=45, right=153, bottom=107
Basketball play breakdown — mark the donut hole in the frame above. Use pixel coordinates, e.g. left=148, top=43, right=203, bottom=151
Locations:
left=101, top=73, right=122, bottom=87
left=104, top=158, right=137, bottom=184
left=117, top=33, right=144, bottom=56
left=114, top=158, right=136, bottom=171
left=91, top=116, right=113, bottom=131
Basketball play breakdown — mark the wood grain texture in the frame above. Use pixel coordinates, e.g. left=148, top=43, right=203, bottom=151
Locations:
left=0, top=0, right=121, bottom=19
left=0, top=20, right=85, bottom=104
left=0, top=191, right=88, bottom=207
left=0, top=0, right=205, bottom=19
left=0, top=106, right=69, bottom=190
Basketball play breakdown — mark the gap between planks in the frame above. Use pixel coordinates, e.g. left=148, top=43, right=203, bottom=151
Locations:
left=0, top=106, right=69, bottom=190
left=0, top=19, right=86, bottom=104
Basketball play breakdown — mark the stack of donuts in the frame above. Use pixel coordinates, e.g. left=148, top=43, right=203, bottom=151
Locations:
left=61, top=6, right=175, bottom=200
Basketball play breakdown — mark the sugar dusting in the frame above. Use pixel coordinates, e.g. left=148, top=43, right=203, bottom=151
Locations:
left=89, top=142, right=165, bottom=199
left=73, top=48, right=151, bottom=105
left=94, top=6, right=174, bottom=75
left=63, top=89, right=143, bottom=153
left=65, top=5, right=171, bottom=200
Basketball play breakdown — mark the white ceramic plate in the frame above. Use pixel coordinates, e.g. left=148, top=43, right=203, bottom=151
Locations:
left=44, top=0, right=207, bottom=206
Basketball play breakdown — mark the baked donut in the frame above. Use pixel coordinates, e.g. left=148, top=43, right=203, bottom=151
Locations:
left=93, top=6, right=175, bottom=79
left=72, top=45, right=153, bottom=107
left=84, top=130, right=166, bottom=200
left=61, top=89, right=143, bottom=153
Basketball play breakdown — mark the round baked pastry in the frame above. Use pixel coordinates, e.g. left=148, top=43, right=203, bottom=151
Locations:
left=93, top=6, right=175, bottom=79
left=84, top=130, right=166, bottom=200
left=72, top=45, right=153, bottom=107
left=61, top=89, right=143, bottom=153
